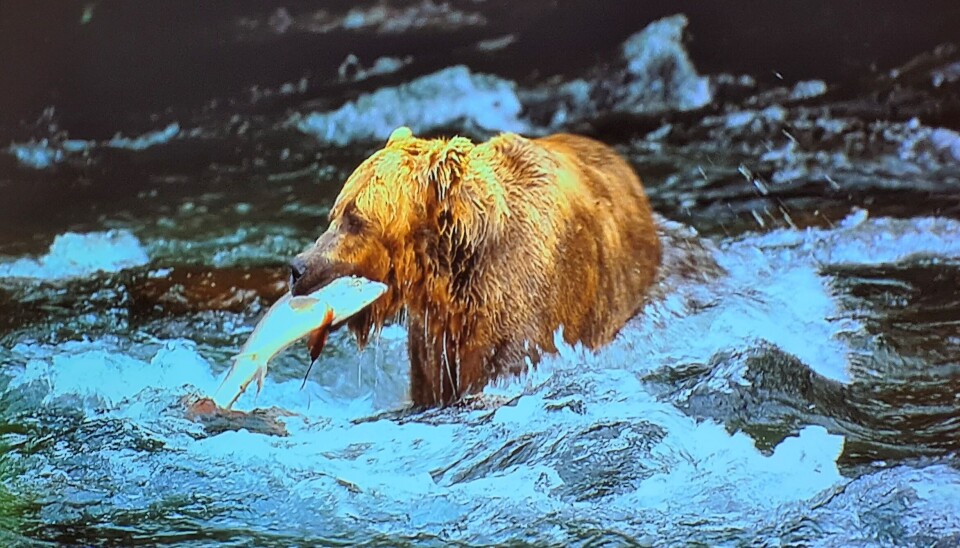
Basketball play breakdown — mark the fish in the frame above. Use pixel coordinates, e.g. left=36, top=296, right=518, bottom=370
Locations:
left=211, top=275, right=387, bottom=409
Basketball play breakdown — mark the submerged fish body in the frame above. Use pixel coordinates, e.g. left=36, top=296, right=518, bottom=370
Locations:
left=212, top=276, right=387, bottom=409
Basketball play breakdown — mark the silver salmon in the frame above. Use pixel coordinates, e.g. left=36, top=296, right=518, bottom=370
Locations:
left=212, top=276, right=387, bottom=409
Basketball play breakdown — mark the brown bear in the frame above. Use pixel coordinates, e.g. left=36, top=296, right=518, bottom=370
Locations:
left=289, top=127, right=661, bottom=406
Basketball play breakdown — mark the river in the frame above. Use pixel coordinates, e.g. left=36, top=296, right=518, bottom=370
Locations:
left=2, top=5, right=960, bottom=546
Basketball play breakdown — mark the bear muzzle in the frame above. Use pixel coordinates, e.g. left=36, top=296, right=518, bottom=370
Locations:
left=289, top=253, right=359, bottom=297
left=289, top=256, right=308, bottom=288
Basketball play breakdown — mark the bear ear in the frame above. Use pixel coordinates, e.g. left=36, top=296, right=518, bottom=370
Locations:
left=426, top=136, right=474, bottom=202
left=387, top=126, right=414, bottom=146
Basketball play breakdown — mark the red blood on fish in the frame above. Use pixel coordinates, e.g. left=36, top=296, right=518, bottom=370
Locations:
left=302, top=308, right=335, bottom=388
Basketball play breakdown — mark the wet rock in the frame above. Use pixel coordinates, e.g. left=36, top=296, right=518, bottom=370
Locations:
left=524, top=14, right=713, bottom=130
left=547, top=420, right=665, bottom=501
left=647, top=344, right=855, bottom=450
left=0, top=265, right=287, bottom=344
left=183, top=396, right=294, bottom=437
left=430, top=411, right=666, bottom=503
left=605, top=14, right=712, bottom=114
left=127, top=265, right=288, bottom=315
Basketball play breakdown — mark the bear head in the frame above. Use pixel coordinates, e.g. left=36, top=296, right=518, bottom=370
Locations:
left=290, top=127, right=509, bottom=348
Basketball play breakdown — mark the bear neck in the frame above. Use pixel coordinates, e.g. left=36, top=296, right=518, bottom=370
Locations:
left=404, top=238, right=480, bottom=324
left=399, top=229, right=492, bottom=405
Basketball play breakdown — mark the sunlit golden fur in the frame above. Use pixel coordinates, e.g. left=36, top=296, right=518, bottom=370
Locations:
left=292, top=127, right=661, bottom=406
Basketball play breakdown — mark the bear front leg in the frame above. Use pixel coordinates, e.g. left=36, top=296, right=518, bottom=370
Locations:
left=407, top=314, right=464, bottom=406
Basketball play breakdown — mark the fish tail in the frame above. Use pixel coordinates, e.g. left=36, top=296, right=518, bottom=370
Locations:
left=213, top=353, right=264, bottom=409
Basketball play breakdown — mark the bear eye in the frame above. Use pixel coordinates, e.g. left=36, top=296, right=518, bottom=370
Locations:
left=341, top=206, right=366, bottom=234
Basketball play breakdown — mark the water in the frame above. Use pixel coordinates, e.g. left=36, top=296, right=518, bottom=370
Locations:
left=2, top=10, right=960, bottom=544
left=1, top=153, right=959, bottom=544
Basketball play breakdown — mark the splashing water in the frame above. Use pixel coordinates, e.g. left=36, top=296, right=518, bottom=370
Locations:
left=0, top=230, right=148, bottom=281
left=3, top=213, right=960, bottom=545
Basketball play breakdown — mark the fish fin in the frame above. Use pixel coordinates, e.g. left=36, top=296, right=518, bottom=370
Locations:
left=300, top=359, right=317, bottom=391
left=215, top=354, right=249, bottom=398
left=289, top=296, right=319, bottom=311
left=231, top=352, right=257, bottom=362
left=302, top=309, right=335, bottom=391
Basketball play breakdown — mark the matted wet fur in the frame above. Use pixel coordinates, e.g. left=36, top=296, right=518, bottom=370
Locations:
left=291, top=127, right=662, bottom=406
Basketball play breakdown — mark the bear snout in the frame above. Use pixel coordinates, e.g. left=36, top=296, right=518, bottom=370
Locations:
left=289, top=252, right=357, bottom=297
left=289, top=256, right=308, bottom=287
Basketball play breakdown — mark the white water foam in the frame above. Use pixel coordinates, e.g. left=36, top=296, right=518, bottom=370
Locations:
left=5, top=213, right=960, bottom=544
left=294, top=65, right=528, bottom=146
left=0, top=230, right=149, bottom=280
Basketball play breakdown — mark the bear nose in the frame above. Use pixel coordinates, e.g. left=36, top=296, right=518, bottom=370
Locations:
left=289, top=256, right=308, bottom=288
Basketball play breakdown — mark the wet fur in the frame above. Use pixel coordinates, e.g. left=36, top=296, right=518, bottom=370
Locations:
left=292, top=128, right=661, bottom=406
